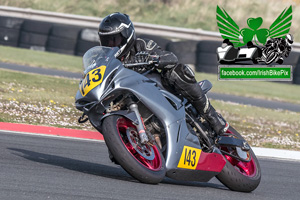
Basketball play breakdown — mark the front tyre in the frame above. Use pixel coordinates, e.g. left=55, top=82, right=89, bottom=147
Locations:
left=102, top=115, right=166, bottom=184
left=216, top=126, right=261, bottom=192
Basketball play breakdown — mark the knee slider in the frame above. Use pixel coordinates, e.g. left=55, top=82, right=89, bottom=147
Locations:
left=167, top=64, right=204, bottom=102
left=171, top=64, right=196, bottom=84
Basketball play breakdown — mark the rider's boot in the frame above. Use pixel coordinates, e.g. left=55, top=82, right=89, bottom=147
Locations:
left=191, top=95, right=229, bottom=135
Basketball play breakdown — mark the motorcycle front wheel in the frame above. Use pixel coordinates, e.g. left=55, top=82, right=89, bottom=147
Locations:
left=216, top=126, right=261, bottom=192
left=102, top=115, right=166, bottom=184
left=264, top=51, right=278, bottom=64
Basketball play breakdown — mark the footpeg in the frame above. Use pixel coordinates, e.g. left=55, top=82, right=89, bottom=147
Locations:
left=217, top=136, right=250, bottom=151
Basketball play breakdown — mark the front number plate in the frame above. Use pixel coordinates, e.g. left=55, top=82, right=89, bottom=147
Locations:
left=80, top=65, right=106, bottom=96
left=177, top=146, right=202, bottom=170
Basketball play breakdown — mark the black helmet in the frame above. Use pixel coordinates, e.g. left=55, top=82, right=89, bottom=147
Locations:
left=285, top=34, right=293, bottom=45
left=98, top=12, right=136, bottom=59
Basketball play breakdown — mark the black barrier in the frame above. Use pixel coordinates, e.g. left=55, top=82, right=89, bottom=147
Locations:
left=294, top=61, right=300, bottom=84
left=283, top=52, right=300, bottom=84
left=46, top=24, right=81, bottom=55
left=18, top=20, right=53, bottom=51
left=76, top=28, right=99, bottom=56
left=0, top=16, right=300, bottom=85
left=138, top=34, right=171, bottom=50
left=166, top=40, right=197, bottom=65
left=0, top=16, right=24, bottom=47
left=196, top=40, right=221, bottom=74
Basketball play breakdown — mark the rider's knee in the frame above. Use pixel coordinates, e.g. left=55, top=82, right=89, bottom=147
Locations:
left=169, top=63, right=197, bottom=84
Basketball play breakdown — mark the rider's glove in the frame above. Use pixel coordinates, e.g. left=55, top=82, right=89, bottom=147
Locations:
left=135, top=51, right=160, bottom=67
left=135, top=51, right=149, bottom=63
left=149, top=55, right=160, bottom=67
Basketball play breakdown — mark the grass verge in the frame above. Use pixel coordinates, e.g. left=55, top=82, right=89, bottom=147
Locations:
left=212, top=100, right=300, bottom=151
left=196, top=73, right=300, bottom=105
left=0, top=68, right=91, bottom=130
left=0, top=69, right=299, bottom=150
left=1, top=45, right=299, bottom=105
left=0, top=45, right=83, bottom=73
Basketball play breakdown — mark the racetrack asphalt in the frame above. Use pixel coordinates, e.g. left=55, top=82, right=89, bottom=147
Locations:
left=1, top=61, right=300, bottom=112
left=1, top=122, right=300, bottom=161
left=0, top=130, right=299, bottom=200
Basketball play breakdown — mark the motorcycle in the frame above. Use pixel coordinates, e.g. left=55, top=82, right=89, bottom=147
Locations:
left=217, top=40, right=261, bottom=64
left=75, top=46, right=261, bottom=192
left=260, top=37, right=292, bottom=65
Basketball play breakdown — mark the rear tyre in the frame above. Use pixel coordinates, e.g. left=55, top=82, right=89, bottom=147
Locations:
left=102, top=115, right=166, bottom=184
left=216, top=126, right=261, bottom=192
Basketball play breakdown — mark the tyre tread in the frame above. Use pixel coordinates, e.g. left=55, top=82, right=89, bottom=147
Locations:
left=102, top=115, right=166, bottom=184
left=216, top=126, right=261, bottom=192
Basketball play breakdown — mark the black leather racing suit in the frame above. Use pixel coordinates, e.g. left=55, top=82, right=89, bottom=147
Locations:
left=120, top=38, right=226, bottom=135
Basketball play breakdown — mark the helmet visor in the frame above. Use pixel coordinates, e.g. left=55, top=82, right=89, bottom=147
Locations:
left=99, top=32, right=126, bottom=48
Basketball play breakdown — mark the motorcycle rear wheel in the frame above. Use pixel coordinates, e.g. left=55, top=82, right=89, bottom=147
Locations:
left=216, top=126, right=261, bottom=192
left=102, top=115, right=166, bottom=184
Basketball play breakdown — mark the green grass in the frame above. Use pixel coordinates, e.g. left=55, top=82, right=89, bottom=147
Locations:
left=1, top=45, right=299, bottom=105
left=196, top=72, right=300, bottom=105
left=0, top=69, right=92, bottom=130
left=212, top=99, right=300, bottom=150
left=0, top=45, right=83, bottom=73
left=0, top=69, right=299, bottom=150
left=1, top=0, right=300, bottom=42
left=0, top=68, right=78, bottom=105
left=211, top=99, right=300, bottom=150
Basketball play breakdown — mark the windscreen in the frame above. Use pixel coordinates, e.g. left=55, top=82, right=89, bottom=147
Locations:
left=82, top=46, right=119, bottom=74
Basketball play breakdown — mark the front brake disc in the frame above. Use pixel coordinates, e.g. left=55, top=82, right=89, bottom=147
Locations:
left=126, top=127, right=155, bottom=160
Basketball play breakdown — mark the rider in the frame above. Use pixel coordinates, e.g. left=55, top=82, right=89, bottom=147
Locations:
left=98, top=12, right=229, bottom=136
left=263, top=34, right=293, bottom=64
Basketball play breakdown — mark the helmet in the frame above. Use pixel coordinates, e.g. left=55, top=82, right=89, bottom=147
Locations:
left=285, top=34, right=293, bottom=45
left=98, top=12, right=136, bottom=59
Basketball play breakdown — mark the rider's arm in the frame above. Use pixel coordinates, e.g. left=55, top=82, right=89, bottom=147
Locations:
left=136, top=38, right=178, bottom=69
left=151, top=48, right=178, bottom=69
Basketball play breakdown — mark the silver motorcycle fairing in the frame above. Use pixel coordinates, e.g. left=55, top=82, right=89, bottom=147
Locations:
left=100, top=67, right=224, bottom=181
left=75, top=47, right=225, bottom=182
left=103, top=67, right=203, bottom=164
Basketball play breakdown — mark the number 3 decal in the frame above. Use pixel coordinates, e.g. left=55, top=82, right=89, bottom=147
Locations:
left=177, top=146, right=202, bottom=170
left=92, top=68, right=102, bottom=82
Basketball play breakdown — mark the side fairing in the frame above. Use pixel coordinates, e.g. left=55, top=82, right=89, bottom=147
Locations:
left=108, top=67, right=202, bottom=171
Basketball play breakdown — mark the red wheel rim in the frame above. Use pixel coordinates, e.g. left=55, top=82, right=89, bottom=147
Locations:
left=116, top=118, right=162, bottom=171
left=222, top=129, right=257, bottom=177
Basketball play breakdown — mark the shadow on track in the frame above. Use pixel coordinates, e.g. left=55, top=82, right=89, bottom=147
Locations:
left=8, top=147, right=227, bottom=190
left=8, top=147, right=137, bottom=183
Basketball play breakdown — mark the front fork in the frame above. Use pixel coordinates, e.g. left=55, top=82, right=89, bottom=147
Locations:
left=128, top=103, right=149, bottom=144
